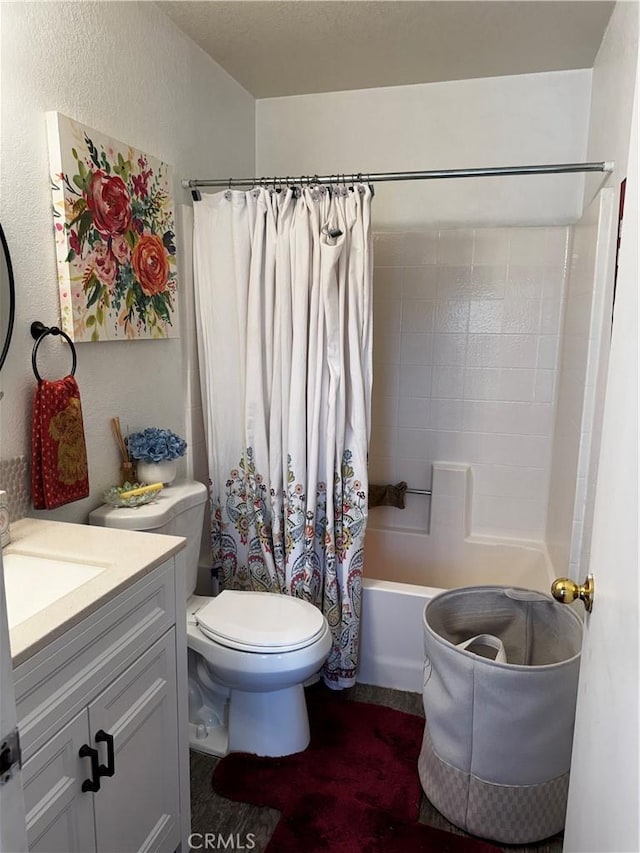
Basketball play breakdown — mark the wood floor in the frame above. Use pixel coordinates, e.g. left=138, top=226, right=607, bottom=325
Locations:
left=189, top=683, right=564, bottom=853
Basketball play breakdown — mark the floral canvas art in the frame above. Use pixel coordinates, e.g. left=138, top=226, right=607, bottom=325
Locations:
left=46, top=112, right=179, bottom=341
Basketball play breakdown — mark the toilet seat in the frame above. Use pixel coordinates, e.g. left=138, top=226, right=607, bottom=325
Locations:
left=195, top=590, right=327, bottom=653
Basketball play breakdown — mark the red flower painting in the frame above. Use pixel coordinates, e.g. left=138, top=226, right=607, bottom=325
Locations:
left=47, top=112, right=178, bottom=342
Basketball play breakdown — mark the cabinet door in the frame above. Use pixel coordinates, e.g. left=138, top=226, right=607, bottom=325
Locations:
left=89, top=630, right=180, bottom=853
left=22, top=709, right=96, bottom=853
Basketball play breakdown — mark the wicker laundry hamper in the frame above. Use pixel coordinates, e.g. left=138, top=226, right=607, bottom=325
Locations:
left=419, top=586, right=582, bottom=845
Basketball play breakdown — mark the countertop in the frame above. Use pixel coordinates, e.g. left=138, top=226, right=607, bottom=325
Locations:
left=4, top=517, right=186, bottom=666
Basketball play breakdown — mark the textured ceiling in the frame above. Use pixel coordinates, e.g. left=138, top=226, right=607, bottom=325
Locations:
left=158, top=1, right=615, bottom=98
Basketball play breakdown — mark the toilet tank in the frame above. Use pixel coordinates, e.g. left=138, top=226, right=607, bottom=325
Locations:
left=89, top=480, right=208, bottom=597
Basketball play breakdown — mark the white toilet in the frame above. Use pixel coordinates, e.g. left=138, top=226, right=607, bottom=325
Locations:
left=89, top=480, right=332, bottom=757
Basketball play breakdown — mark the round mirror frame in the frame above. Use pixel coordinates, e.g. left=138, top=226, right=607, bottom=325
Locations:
left=0, top=222, right=15, bottom=372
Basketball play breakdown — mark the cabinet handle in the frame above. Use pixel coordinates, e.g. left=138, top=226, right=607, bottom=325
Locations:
left=79, top=744, right=101, bottom=792
left=95, top=730, right=115, bottom=778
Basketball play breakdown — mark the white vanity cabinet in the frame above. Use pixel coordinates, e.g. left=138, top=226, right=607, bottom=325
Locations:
left=13, top=554, right=189, bottom=853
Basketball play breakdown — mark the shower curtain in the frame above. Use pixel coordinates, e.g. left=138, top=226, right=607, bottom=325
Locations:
left=193, top=184, right=373, bottom=688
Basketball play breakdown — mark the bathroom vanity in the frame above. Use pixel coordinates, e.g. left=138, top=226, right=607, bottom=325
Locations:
left=5, top=518, right=190, bottom=853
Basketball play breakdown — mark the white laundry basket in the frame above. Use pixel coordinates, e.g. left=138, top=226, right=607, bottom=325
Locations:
left=419, top=586, right=582, bottom=845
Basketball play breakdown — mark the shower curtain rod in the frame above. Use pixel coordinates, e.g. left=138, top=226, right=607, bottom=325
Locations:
left=182, top=161, right=613, bottom=190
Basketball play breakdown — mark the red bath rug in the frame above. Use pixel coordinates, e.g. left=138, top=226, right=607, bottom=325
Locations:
left=213, top=685, right=501, bottom=853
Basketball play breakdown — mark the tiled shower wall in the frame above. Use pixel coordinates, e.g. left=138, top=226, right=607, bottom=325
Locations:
left=369, top=226, right=571, bottom=540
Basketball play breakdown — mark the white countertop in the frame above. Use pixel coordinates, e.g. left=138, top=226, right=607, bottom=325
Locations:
left=4, top=518, right=185, bottom=666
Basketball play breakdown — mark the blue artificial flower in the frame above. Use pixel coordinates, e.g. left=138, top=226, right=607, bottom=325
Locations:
left=126, top=427, right=187, bottom=462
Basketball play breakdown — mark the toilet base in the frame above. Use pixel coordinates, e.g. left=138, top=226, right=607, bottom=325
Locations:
left=228, top=684, right=310, bottom=757
left=188, top=720, right=229, bottom=757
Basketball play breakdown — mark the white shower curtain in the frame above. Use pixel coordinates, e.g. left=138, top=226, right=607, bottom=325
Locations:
left=193, top=184, right=373, bottom=688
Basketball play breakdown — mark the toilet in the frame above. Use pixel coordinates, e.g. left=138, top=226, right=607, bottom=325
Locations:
left=89, top=480, right=332, bottom=757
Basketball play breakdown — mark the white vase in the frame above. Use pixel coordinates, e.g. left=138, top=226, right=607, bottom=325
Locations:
left=136, top=459, right=178, bottom=485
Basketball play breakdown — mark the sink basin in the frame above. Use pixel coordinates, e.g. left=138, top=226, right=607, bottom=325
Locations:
left=2, top=552, right=107, bottom=628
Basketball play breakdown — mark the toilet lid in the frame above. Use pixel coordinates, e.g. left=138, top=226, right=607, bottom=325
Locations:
left=195, top=590, right=327, bottom=653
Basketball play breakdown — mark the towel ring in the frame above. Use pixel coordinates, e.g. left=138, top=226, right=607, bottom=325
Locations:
left=30, top=321, right=77, bottom=382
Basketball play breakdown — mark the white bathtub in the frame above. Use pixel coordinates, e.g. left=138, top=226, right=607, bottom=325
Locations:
left=357, top=526, right=555, bottom=692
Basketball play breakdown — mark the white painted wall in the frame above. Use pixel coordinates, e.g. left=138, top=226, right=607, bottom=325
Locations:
left=256, top=70, right=592, bottom=229
left=0, top=2, right=255, bottom=523
left=583, top=0, right=639, bottom=206
left=548, top=0, right=639, bottom=577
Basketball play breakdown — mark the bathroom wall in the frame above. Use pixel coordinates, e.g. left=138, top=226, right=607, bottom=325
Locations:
left=548, top=0, right=639, bottom=578
left=256, top=70, right=590, bottom=543
left=583, top=0, right=639, bottom=205
left=256, top=69, right=592, bottom=229
left=0, top=2, right=255, bottom=523
left=368, top=225, right=570, bottom=540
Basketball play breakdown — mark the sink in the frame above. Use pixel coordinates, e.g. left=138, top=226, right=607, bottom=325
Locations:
left=2, top=552, right=107, bottom=628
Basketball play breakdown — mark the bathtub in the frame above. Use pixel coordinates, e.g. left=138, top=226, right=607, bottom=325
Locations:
left=357, top=526, right=555, bottom=692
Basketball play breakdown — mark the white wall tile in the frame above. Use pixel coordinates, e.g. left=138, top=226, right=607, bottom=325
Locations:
left=433, top=334, right=467, bottom=366
left=502, top=298, right=541, bottom=333
left=373, top=362, right=400, bottom=398
left=500, top=335, right=539, bottom=368
left=544, top=227, right=570, bottom=267
left=499, top=368, right=536, bottom=402
left=397, top=458, right=433, bottom=489
left=403, top=266, right=438, bottom=299
left=403, top=232, right=438, bottom=265
left=438, top=229, right=474, bottom=265
left=506, top=266, right=547, bottom=299
left=399, top=364, right=432, bottom=397
left=474, top=495, right=547, bottom=536
left=397, top=429, right=433, bottom=460
left=435, top=300, right=470, bottom=332
left=540, top=299, right=563, bottom=334
left=508, top=228, right=550, bottom=265
left=469, top=300, right=504, bottom=333
left=468, top=265, right=507, bottom=299
left=370, top=225, right=571, bottom=542
left=534, top=370, right=555, bottom=403
left=474, top=464, right=548, bottom=500
left=477, top=433, right=550, bottom=468
left=368, top=455, right=397, bottom=482
left=373, top=266, right=403, bottom=299
left=373, top=333, right=401, bottom=364
left=542, top=267, right=568, bottom=299
left=466, top=334, right=502, bottom=368
left=537, top=335, right=559, bottom=369
left=372, top=394, right=399, bottom=428
left=400, top=334, right=434, bottom=365
left=401, top=299, right=435, bottom=333
left=374, top=299, right=402, bottom=335
left=369, top=425, right=398, bottom=458
left=393, top=493, right=431, bottom=531
left=436, top=265, right=472, bottom=298
left=432, top=367, right=465, bottom=398
left=430, top=494, right=467, bottom=532
left=428, top=398, right=465, bottom=430
left=374, top=232, right=405, bottom=266
left=464, top=368, right=502, bottom=400
left=398, top=397, right=430, bottom=429
left=472, top=228, right=510, bottom=265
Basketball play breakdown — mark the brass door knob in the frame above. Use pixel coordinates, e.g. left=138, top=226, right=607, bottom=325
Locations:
left=551, top=574, right=594, bottom=613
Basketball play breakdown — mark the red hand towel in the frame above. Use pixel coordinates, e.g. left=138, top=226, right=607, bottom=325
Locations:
left=32, top=375, right=89, bottom=509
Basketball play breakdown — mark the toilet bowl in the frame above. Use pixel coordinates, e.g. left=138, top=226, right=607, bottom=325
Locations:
left=89, top=480, right=332, bottom=757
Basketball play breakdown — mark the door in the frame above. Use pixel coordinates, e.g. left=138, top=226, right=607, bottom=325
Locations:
left=22, top=710, right=96, bottom=853
left=89, top=631, right=180, bottom=853
left=562, top=61, right=639, bottom=853
left=0, top=549, right=28, bottom=853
